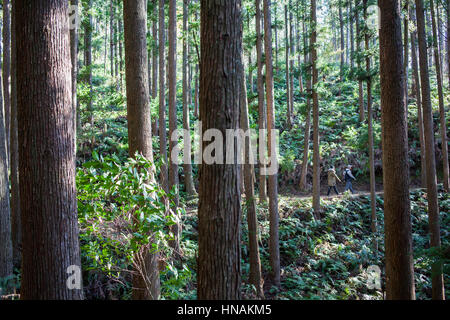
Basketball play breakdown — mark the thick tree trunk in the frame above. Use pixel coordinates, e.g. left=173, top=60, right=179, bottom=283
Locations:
left=197, top=0, right=242, bottom=300
left=123, top=0, right=160, bottom=300
left=311, top=0, right=321, bottom=215
left=263, top=0, right=281, bottom=288
left=430, top=0, right=449, bottom=192
left=183, top=0, right=196, bottom=197
left=415, top=0, right=445, bottom=300
left=16, top=0, right=83, bottom=300
left=240, top=57, right=264, bottom=299
left=256, top=0, right=267, bottom=202
left=379, top=0, right=416, bottom=300
left=403, top=1, right=409, bottom=126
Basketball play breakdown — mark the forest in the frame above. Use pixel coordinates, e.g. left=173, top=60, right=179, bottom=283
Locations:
left=0, top=0, right=448, bottom=302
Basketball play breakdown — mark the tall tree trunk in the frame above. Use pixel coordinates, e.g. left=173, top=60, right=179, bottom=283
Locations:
left=70, top=0, right=79, bottom=156
left=415, top=0, right=445, bottom=300
left=10, top=0, right=20, bottom=269
left=263, top=0, right=281, bottom=288
left=299, top=5, right=311, bottom=192
left=430, top=0, right=449, bottom=192
left=285, top=5, right=292, bottom=129
left=379, top=0, right=416, bottom=300
left=339, top=0, right=344, bottom=81
left=197, top=0, right=242, bottom=300
left=110, top=0, right=115, bottom=78
left=256, top=0, right=267, bottom=202
left=0, top=23, right=13, bottom=286
left=356, top=1, right=365, bottom=122
left=84, top=0, right=93, bottom=127
left=159, top=0, right=168, bottom=195
left=16, top=0, right=83, bottom=299
left=410, top=9, right=427, bottom=188
left=2, top=0, right=11, bottom=160
left=240, top=55, right=264, bottom=299
left=183, top=0, right=196, bottom=197
left=363, top=0, right=376, bottom=237
left=403, top=1, right=409, bottom=126
left=123, top=0, right=160, bottom=300
left=350, top=0, right=354, bottom=69
left=168, top=0, right=180, bottom=255
left=311, top=0, right=321, bottom=215
left=152, top=1, right=158, bottom=100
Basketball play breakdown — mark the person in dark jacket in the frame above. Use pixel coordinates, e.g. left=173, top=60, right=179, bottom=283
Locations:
left=344, top=165, right=356, bottom=194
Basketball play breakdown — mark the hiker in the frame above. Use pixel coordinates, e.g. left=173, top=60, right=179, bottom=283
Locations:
left=344, top=165, right=356, bottom=194
left=327, top=167, right=341, bottom=196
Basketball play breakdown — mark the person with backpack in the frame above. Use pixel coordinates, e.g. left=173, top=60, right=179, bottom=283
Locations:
left=344, top=165, right=356, bottom=194
left=327, top=167, right=341, bottom=196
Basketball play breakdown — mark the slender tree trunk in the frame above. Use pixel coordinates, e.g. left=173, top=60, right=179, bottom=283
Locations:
left=159, top=0, right=169, bottom=195
left=285, top=5, right=292, bottom=129
left=415, top=0, right=445, bottom=300
left=152, top=1, right=158, bottom=100
left=350, top=0, right=354, bottom=69
left=84, top=0, right=93, bottom=127
left=256, top=0, right=267, bottom=202
left=0, top=26, right=13, bottom=286
left=339, top=1, right=344, bottom=81
left=197, top=0, right=242, bottom=300
left=123, top=0, right=160, bottom=300
left=363, top=0, right=377, bottom=236
left=356, top=0, right=365, bottom=122
left=16, top=0, right=83, bottom=299
left=403, top=1, right=409, bottom=126
left=312, top=0, right=321, bottom=215
left=410, top=9, right=427, bottom=188
left=10, top=0, right=20, bottom=270
left=379, top=0, right=416, bottom=300
left=2, top=0, right=10, bottom=160
left=447, top=0, right=450, bottom=90
left=110, top=0, right=114, bottom=78
left=430, top=0, right=449, bottom=192
left=70, top=0, right=79, bottom=156
left=240, top=56, right=264, bottom=299
left=183, top=0, right=196, bottom=197
left=263, top=0, right=281, bottom=288
left=168, top=0, right=180, bottom=255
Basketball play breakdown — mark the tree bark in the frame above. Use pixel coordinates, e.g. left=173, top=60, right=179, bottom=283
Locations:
left=311, top=0, right=321, bottom=215
left=183, top=0, right=196, bottom=197
left=2, top=0, right=11, bottom=160
left=16, top=0, right=83, bottom=299
left=70, top=0, right=79, bottom=156
left=415, top=0, right=445, bottom=300
left=285, top=5, right=292, bottom=129
left=355, top=1, right=365, bottom=122
left=159, top=0, right=169, bottom=195
left=379, top=0, right=416, bottom=300
left=263, top=0, right=281, bottom=288
left=410, top=8, right=427, bottom=188
left=430, top=0, right=449, bottom=192
left=123, top=0, right=160, bottom=300
left=363, top=0, right=377, bottom=236
left=256, top=0, right=267, bottom=202
left=197, top=0, right=242, bottom=300
left=240, top=56, right=264, bottom=299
